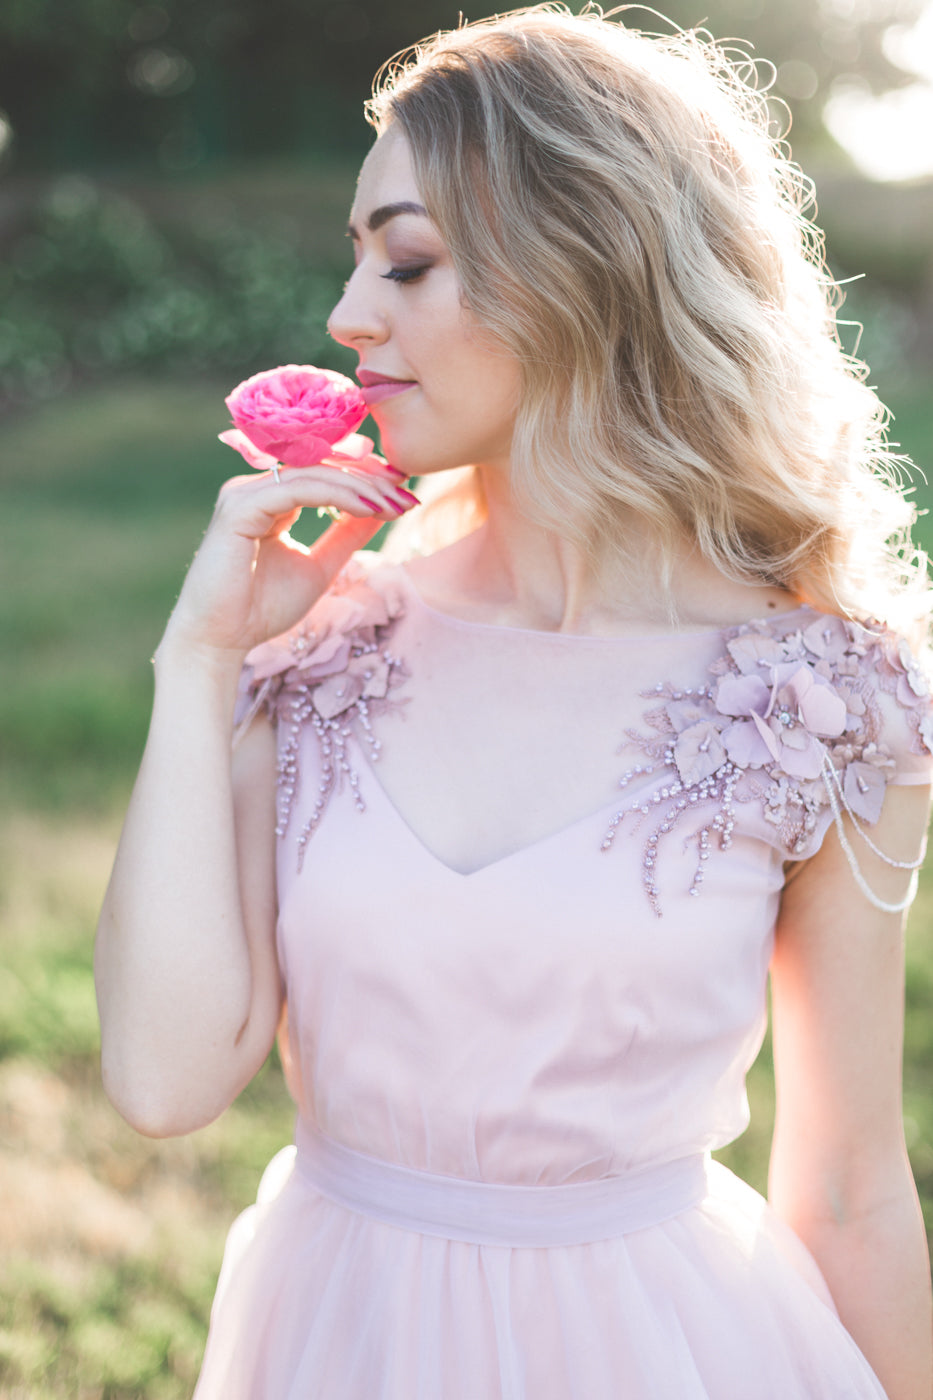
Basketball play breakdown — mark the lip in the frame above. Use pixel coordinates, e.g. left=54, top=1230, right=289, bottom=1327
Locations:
left=357, top=370, right=418, bottom=406
left=357, top=368, right=415, bottom=386
left=361, top=381, right=416, bottom=406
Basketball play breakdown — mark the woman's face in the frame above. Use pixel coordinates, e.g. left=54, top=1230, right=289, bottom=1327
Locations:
left=327, top=128, right=522, bottom=478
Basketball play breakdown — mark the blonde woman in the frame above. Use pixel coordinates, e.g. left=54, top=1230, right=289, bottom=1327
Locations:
left=96, top=7, right=933, bottom=1397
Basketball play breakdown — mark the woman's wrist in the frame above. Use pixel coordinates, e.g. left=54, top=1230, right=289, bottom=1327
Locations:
left=153, top=621, right=250, bottom=689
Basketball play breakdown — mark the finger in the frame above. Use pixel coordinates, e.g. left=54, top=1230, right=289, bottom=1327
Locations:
left=306, top=514, right=386, bottom=589
left=218, top=468, right=418, bottom=535
left=339, top=454, right=410, bottom=483
left=276, top=463, right=413, bottom=503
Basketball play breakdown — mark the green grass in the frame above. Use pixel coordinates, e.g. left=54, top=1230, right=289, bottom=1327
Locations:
left=1, top=375, right=933, bottom=1396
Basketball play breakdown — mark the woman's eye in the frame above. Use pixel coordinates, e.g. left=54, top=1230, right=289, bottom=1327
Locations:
left=381, top=265, right=430, bottom=285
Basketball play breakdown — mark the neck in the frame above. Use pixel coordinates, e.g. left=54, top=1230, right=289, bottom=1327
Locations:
left=456, top=466, right=664, bottom=634
left=410, top=463, right=799, bottom=636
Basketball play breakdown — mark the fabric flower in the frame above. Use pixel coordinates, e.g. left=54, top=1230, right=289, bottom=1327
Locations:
left=843, top=760, right=889, bottom=823
left=245, top=589, right=392, bottom=683
left=238, top=559, right=409, bottom=864
left=604, top=604, right=932, bottom=912
left=895, top=638, right=931, bottom=707
left=802, top=615, right=851, bottom=665
left=725, top=632, right=798, bottom=676
left=715, top=664, right=846, bottom=779
left=672, top=721, right=727, bottom=786
left=221, top=365, right=367, bottom=468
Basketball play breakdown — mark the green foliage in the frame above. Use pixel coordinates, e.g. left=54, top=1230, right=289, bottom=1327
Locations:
left=0, top=174, right=354, bottom=413
left=0, top=0, right=926, bottom=172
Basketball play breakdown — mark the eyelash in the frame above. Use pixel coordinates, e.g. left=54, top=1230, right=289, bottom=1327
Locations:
left=381, top=265, right=430, bottom=285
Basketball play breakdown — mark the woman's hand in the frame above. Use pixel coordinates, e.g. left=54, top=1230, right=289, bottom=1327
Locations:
left=159, top=464, right=418, bottom=663
left=96, top=457, right=420, bottom=1137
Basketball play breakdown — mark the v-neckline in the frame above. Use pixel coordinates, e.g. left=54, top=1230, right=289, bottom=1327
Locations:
left=351, top=735, right=629, bottom=879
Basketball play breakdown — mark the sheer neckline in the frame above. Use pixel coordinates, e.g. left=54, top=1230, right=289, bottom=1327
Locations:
left=394, top=561, right=815, bottom=644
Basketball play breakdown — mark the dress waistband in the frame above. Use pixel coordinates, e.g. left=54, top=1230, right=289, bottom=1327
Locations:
left=294, top=1120, right=710, bottom=1248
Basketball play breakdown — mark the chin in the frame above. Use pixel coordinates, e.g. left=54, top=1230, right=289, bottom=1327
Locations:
left=378, top=437, right=462, bottom=479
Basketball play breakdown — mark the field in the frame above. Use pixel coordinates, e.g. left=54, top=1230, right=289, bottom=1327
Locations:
left=2, top=375, right=933, bottom=1397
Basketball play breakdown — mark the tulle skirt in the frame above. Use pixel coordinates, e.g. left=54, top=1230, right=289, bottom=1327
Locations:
left=193, top=1133, right=886, bottom=1400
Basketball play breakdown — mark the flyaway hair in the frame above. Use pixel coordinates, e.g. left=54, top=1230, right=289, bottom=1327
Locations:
left=369, top=4, right=930, bottom=635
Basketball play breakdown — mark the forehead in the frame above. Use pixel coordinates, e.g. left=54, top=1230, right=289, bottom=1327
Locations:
left=351, top=129, right=421, bottom=221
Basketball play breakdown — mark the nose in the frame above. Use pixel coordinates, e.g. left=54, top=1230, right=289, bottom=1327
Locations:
left=327, top=265, right=387, bottom=350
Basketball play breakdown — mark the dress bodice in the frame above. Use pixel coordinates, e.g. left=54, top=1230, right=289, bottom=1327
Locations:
left=237, top=552, right=933, bottom=1184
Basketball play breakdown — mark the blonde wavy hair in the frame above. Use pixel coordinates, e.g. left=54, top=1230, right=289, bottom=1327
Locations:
left=368, top=3, right=929, bottom=632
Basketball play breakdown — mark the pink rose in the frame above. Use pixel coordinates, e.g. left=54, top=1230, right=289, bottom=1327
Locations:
left=222, top=364, right=366, bottom=467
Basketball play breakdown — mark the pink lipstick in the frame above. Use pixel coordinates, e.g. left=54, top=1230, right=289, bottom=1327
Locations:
left=357, top=370, right=417, bottom=406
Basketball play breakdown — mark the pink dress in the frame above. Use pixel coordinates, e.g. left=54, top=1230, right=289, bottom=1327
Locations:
left=194, top=552, right=933, bottom=1399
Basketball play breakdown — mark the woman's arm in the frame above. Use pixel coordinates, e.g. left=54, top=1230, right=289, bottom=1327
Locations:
left=95, top=465, right=413, bottom=1137
left=770, top=782, right=933, bottom=1400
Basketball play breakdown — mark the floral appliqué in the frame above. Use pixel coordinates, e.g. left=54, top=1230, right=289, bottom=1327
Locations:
left=601, top=612, right=933, bottom=915
left=237, top=561, right=407, bottom=865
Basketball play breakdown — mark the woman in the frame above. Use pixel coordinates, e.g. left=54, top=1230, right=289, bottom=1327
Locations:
left=96, top=7, right=933, bottom=1397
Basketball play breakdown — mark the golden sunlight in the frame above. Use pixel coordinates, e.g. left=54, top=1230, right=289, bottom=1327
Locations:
left=823, top=2, right=933, bottom=182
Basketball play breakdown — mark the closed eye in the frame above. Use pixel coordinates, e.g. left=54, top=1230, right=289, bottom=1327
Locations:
left=381, top=265, right=430, bottom=285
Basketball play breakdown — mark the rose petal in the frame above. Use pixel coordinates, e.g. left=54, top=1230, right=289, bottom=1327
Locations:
left=218, top=428, right=280, bottom=474
left=329, top=432, right=375, bottom=460
left=224, top=365, right=368, bottom=469
left=268, top=429, right=338, bottom=468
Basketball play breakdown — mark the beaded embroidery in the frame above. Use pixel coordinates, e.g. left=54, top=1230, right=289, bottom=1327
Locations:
left=601, top=612, right=933, bottom=915
left=236, top=560, right=408, bottom=867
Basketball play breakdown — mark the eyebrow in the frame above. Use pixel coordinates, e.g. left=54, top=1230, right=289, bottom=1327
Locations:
left=346, top=201, right=429, bottom=239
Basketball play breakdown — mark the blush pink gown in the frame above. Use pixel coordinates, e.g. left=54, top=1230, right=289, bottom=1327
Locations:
left=193, top=552, right=933, bottom=1399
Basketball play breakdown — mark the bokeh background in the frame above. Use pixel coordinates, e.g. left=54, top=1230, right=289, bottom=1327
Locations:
left=1, top=2, right=932, bottom=1395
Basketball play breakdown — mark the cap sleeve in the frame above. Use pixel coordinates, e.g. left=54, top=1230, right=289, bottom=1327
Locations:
left=771, top=619, right=933, bottom=907
left=611, top=609, right=933, bottom=915
left=231, top=550, right=396, bottom=743
left=230, top=551, right=408, bottom=857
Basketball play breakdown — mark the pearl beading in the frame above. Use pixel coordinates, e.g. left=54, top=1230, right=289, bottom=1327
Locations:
left=818, top=751, right=924, bottom=913
left=596, top=620, right=933, bottom=916
left=245, top=623, right=407, bottom=865
left=240, top=582, right=933, bottom=916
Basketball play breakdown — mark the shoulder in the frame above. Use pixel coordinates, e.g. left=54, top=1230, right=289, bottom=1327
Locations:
left=234, top=551, right=408, bottom=729
left=635, top=605, right=933, bottom=856
left=722, top=610, right=932, bottom=862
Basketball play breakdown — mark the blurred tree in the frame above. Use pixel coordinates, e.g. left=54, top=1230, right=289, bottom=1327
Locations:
left=0, top=0, right=928, bottom=173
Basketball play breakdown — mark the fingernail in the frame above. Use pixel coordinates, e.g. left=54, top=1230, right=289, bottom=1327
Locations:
left=359, top=495, right=382, bottom=510
left=385, top=465, right=407, bottom=478
left=394, top=488, right=421, bottom=505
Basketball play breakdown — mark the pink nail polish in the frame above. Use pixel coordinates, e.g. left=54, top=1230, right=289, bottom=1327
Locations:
left=385, top=465, right=407, bottom=479
left=359, top=495, right=382, bottom=510
left=394, top=488, right=421, bottom=505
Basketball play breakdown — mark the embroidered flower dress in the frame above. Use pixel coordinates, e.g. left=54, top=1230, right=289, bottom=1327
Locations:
left=194, top=552, right=933, bottom=1400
